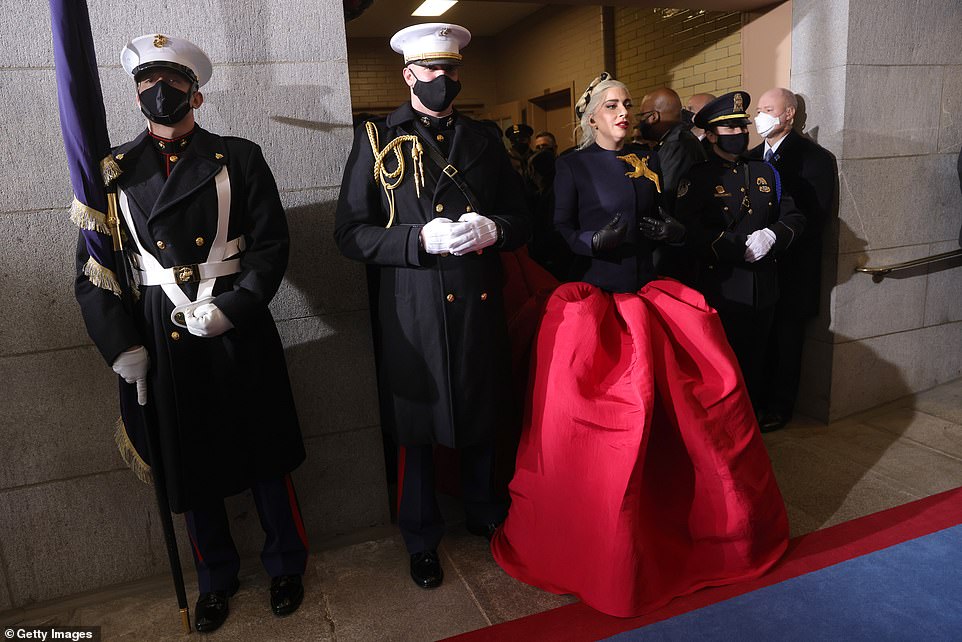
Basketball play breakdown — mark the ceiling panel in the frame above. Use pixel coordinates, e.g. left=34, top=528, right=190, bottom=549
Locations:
left=346, top=1, right=547, bottom=38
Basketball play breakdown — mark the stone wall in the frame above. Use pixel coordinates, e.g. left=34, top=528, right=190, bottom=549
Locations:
left=793, top=0, right=962, bottom=420
left=0, top=0, right=387, bottom=611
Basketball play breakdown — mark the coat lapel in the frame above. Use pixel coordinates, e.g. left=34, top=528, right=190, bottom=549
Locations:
left=114, top=131, right=163, bottom=220
left=151, top=128, right=226, bottom=219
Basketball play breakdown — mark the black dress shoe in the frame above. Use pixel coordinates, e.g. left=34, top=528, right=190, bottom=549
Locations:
left=410, top=550, right=443, bottom=589
left=759, top=411, right=788, bottom=433
left=195, top=578, right=239, bottom=633
left=466, top=521, right=500, bottom=541
left=270, top=574, right=304, bottom=617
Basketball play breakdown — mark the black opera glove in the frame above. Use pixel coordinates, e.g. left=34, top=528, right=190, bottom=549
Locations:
left=639, top=208, right=685, bottom=243
left=591, top=212, right=628, bottom=252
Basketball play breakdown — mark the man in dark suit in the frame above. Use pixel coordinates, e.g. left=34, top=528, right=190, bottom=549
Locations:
left=638, top=87, right=707, bottom=212
left=674, top=91, right=805, bottom=407
left=74, top=34, right=308, bottom=632
left=748, top=87, right=837, bottom=431
left=334, top=23, right=530, bottom=590
left=638, top=88, right=706, bottom=281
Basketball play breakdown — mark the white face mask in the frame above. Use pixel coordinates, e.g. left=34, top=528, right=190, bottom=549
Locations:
left=754, top=111, right=780, bottom=138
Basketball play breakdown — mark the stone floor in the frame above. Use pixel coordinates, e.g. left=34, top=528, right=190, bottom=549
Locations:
left=4, top=378, right=962, bottom=641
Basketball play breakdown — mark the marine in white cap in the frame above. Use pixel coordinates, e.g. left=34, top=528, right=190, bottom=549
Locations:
left=75, top=34, right=309, bottom=633
left=335, top=23, right=531, bottom=591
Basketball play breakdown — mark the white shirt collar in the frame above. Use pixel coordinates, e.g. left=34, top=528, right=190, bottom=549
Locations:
left=765, top=132, right=789, bottom=156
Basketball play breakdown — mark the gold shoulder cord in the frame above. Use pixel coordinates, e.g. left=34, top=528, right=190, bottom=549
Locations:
left=365, top=121, right=425, bottom=228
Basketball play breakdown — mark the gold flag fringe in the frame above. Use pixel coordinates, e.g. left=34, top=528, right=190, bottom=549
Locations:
left=69, top=197, right=111, bottom=234
left=83, top=256, right=122, bottom=296
left=114, top=416, right=152, bottom=485
left=100, top=155, right=122, bottom=186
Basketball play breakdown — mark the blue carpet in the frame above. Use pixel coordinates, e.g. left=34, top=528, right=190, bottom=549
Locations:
left=605, top=524, right=962, bottom=641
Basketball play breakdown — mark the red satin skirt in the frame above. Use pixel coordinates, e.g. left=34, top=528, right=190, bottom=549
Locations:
left=491, top=279, right=789, bottom=618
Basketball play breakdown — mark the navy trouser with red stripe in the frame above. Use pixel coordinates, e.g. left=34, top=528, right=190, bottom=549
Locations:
left=397, top=443, right=505, bottom=554
left=184, top=474, right=309, bottom=594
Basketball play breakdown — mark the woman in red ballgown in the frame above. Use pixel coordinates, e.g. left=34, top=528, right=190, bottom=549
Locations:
left=491, top=75, right=789, bottom=618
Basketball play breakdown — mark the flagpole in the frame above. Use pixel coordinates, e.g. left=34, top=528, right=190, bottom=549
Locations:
left=49, top=0, right=191, bottom=632
left=107, top=190, right=192, bottom=634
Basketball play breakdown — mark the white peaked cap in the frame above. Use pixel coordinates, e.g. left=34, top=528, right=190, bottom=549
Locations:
left=390, top=23, right=471, bottom=66
left=120, top=34, right=213, bottom=87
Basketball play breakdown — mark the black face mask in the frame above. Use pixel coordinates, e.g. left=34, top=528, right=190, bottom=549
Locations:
left=639, top=122, right=658, bottom=141
left=139, top=81, right=192, bottom=126
left=715, top=132, right=749, bottom=156
left=681, top=108, right=695, bottom=129
left=412, top=73, right=461, bottom=112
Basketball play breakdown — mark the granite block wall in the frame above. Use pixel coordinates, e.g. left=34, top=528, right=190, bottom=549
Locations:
left=0, top=0, right=387, bottom=610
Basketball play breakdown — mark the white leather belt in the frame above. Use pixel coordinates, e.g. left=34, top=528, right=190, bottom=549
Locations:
left=131, top=236, right=246, bottom=285
left=118, top=165, right=235, bottom=311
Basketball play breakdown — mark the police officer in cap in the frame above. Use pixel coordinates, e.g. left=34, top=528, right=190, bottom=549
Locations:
left=505, top=123, right=534, bottom=176
left=674, top=91, right=805, bottom=407
left=75, top=34, right=308, bottom=632
left=335, top=23, right=530, bottom=590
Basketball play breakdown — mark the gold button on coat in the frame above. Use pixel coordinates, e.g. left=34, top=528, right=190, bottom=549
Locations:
left=465, top=205, right=472, bottom=212
left=174, top=312, right=185, bottom=324
left=446, top=293, right=455, bottom=303
left=169, top=155, right=178, bottom=162
left=480, top=292, right=488, bottom=301
left=195, top=237, right=205, bottom=247
left=436, top=134, right=444, bottom=142
left=170, top=331, right=181, bottom=341
left=435, top=203, right=444, bottom=213
left=156, top=240, right=166, bottom=250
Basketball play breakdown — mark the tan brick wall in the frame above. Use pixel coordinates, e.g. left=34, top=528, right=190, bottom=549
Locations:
left=493, top=6, right=605, bottom=107
left=614, top=8, right=742, bottom=104
left=346, top=7, right=743, bottom=125
left=345, top=37, right=499, bottom=118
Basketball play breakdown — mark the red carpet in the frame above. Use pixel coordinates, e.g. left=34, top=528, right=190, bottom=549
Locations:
left=446, top=486, right=962, bottom=641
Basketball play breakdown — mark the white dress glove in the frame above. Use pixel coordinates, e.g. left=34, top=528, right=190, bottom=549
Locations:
left=112, top=345, right=149, bottom=406
left=420, top=217, right=465, bottom=254
left=186, top=303, right=234, bottom=338
left=449, top=213, right=499, bottom=256
left=744, top=228, right=776, bottom=263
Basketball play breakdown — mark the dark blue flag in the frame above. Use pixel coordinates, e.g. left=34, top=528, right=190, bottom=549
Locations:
left=50, top=0, right=122, bottom=294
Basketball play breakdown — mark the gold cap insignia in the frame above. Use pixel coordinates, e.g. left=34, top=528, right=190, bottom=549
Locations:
left=733, top=93, right=744, bottom=112
left=153, top=34, right=169, bottom=48
left=439, top=27, right=451, bottom=37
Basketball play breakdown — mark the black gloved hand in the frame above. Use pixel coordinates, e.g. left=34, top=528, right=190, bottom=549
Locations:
left=591, top=213, right=628, bottom=252
left=639, top=208, right=685, bottom=243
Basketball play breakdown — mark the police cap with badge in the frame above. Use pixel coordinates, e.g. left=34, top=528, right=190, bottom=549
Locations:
left=694, top=91, right=751, bottom=131
left=504, top=123, right=533, bottom=144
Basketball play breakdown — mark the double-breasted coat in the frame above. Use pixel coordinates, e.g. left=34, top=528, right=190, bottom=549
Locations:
left=674, top=152, right=805, bottom=310
left=334, top=104, right=531, bottom=448
left=75, top=127, right=304, bottom=513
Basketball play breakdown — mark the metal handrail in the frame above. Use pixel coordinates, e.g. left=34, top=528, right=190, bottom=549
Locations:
left=855, top=248, right=962, bottom=281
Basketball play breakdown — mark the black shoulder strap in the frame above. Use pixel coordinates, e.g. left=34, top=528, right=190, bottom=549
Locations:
left=397, top=124, right=480, bottom=212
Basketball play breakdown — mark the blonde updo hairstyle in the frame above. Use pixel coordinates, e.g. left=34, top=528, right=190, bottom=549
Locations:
left=576, top=77, right=630, bottom=149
